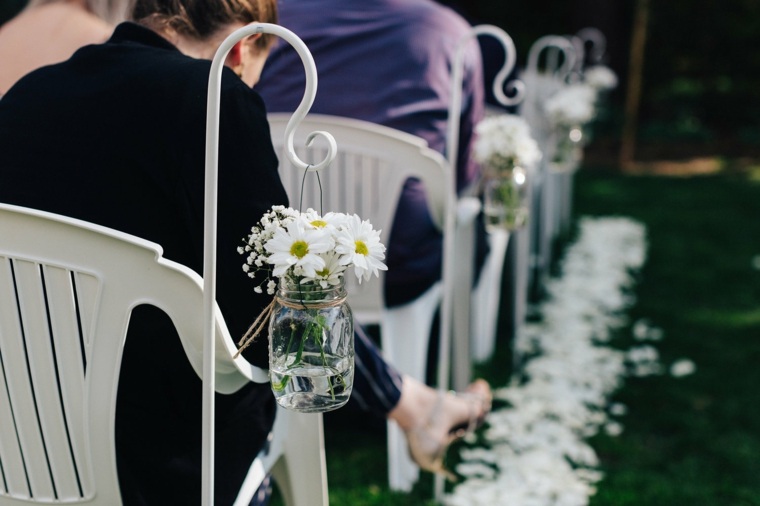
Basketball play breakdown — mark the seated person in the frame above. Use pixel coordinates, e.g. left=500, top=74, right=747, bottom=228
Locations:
left=0, top=0, right=491, bottom=502
left=256, top=0, right=490, bottom=308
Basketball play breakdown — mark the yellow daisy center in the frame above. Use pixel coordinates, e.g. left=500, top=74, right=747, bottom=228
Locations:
left=316, top=267, right=330, bottom=277
left=355, top=240, right=369, bottom=256
left=310, top=219, right=328, bottom=228
left=290, top=240, right=309, bottom=258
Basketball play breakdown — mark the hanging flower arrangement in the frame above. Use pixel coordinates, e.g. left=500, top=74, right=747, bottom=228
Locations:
left=473, top=114, right=541, bottom=231
left=237, top=205, right=386, bottom=412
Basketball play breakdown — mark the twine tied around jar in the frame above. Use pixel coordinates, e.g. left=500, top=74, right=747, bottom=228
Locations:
left=234, top=292, right=347, bottom=358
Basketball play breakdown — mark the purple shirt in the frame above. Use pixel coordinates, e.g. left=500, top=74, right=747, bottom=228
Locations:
left=257, top=0, right=485, bottom=305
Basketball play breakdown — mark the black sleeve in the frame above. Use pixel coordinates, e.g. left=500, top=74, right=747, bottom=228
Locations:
left=174, top=68, right=289, bottom=369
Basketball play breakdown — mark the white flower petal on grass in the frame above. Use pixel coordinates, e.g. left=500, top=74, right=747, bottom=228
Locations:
left=632, top=318, right=664, bottom=341
left=445, top=217, right=649, bottom=506
left=670, top=358, right=696, bottom=378
left=264, top=219, right=331, bottom=278
left=335, top=214, right=387, bottom=282
left=604, top=421, right=624, bottom=437
left=609, top=402, right=628, bottom=417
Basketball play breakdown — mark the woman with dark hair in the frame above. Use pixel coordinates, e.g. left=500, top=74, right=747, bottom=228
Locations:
left=0, top=0, right=491, bottom=501
left=0, top=1, right=281, bottom=503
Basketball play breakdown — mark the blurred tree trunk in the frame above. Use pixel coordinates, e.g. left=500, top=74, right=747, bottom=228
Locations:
left=620, top=0, right=650, bottom=169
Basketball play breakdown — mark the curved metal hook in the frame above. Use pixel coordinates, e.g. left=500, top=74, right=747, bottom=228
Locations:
left=472, top=25, right=524, bottom=108
left=271, top=25, right=338, bottom=172
left=576, top=27, right=607, bottom=65
left=564, top=35, right=586, bottom=83
left=447, top=24, right=523, bottom=171
left=567, top=35, right=586, bottom=73
left=526, top=35, right=577, bottom=81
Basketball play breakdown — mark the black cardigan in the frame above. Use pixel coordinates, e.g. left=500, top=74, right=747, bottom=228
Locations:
left=0, top=23, right=287, bottom=504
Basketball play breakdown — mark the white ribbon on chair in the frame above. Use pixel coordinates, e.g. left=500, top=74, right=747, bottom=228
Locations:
left=202, top=23, right=336, bottom=506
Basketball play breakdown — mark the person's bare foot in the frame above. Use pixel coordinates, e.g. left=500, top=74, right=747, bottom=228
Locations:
left=389, top=376, right=492, bottom=478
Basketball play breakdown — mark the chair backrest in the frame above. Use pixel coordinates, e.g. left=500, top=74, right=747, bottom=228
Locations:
left=267, top=113, right=452, bottom=321
left=0, top=203, right=266, bottom=505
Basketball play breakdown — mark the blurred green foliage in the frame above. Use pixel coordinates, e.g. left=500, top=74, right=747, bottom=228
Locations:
left=446, top=0, right=760, bottom=159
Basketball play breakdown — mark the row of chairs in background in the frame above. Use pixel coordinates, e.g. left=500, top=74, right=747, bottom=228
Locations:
left=499, top=27, right=613, bottom=376
left=269, top=24, right=522, bottom=497
left=269, top=24, right=613, bottom=497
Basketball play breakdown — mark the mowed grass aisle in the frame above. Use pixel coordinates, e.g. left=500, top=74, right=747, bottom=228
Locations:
left=574, top=167, right=760, bottom=505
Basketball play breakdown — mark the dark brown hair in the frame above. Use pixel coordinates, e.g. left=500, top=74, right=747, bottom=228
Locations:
left=132, top=0, right=277, bottom=49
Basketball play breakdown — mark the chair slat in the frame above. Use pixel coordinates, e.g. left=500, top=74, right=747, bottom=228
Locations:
left=0, top=258, right=52, bottom=499
left=13, top=260, right=77, bottom=501
left=72, top=271, right=100, bottom=351
left=0, top=259, right=30, bottom=498
left=44, top=265, right=93, bottom=498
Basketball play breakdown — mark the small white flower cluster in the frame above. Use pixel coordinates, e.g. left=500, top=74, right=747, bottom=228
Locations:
left=473, top=114, right=542, bottom=170
left=238, top=205, right=387, bottom=294
left=583, top=65, right=618, bottom=91
left=544, top=83, right=598, bottom=128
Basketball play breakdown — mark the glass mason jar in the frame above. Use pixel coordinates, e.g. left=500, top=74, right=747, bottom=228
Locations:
left=482, top=163, right=530, bottom=232
left=550, top=124, right=584, bottom=172
left=268, top=277, right=354, bottom=413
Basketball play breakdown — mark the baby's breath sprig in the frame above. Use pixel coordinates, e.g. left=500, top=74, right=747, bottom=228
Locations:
left=238, top=205, right=387, bottom=294
left=237, top=205, right=298, bottom=295
left=235, top=205, right=387, bottom=355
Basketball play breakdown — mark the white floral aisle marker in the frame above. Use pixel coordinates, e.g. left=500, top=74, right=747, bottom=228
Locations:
left=583, top=65, right=618, bottom=92
left=473, top=114, right=541, bottom=232
left=237, top=205, right=386, bottom=412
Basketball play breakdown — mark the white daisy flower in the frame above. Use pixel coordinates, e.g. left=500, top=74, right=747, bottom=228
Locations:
left=303, top=251, right=347, bottom=288
left=335, top=214, right=387, bottom=282
left=302, top=209, right=348, bottom=232
left=264, top=219, right=332, bottom=278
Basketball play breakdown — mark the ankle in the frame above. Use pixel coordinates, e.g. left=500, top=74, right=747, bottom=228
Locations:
left=388, top=375, right=438, bottom=432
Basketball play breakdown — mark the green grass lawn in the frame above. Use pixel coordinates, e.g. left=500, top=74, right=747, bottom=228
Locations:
left=273, top=165, right=760, bottom=505
left=575, top=167, right=760, bottom=506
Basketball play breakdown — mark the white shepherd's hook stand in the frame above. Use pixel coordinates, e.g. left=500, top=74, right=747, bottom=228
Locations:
left=436, top=23, right=524, bottom=502
left=202, top=23, right=336, bottom=506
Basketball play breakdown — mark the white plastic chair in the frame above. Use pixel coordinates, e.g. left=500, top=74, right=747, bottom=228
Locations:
left=267, top=112, right=455, bottom=493
left=0, top=203, right=327, bottom=506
